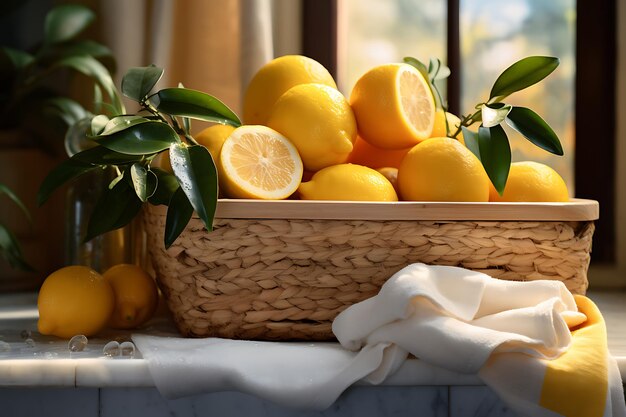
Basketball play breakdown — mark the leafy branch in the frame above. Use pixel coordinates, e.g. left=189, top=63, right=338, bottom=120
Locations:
left=403, top=56, right=563, bottom=195
left=0, top=184, right=34, bottom=270
left=39, top=65, right=241, bottom=248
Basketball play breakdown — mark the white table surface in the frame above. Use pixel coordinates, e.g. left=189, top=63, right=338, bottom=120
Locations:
left=1, top=291, right=625, bottom=388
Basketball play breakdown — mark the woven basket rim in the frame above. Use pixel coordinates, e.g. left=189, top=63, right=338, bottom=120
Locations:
left=147, top=198, right=599, bottom=222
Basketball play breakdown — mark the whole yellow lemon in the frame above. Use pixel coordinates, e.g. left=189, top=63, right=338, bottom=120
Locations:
left=298, top=163, right=398, bottom=201
left=243, top=55, right=337, bottom=125
left=489, top=161, right=569, bottom=202
left=194, top=124, right=236, bottom=167
left=267, top=83, right=357, bottom=172
left=104, top=264, right=159, bottom=329
left=397, top=137, right=489, bottom=201
left=38, top=266, right=115, bottom=338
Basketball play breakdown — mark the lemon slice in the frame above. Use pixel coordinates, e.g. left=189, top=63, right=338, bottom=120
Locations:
left=218, top=125, right=303, bottom=199
left=350, top=63, right=435, bottom=150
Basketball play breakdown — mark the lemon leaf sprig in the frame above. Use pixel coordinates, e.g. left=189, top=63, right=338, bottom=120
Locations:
left=405, top=55, right=563, bottom=195
left=38, top=65, right=241, bottom=248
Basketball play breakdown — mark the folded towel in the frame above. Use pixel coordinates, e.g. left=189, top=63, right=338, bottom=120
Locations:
left=134, top=263, right=625, bottom=416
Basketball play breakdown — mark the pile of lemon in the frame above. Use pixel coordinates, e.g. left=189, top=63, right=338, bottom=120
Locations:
left=37, top=264, right=159, bottom=338
left=184, top=55, right=569, bottom=203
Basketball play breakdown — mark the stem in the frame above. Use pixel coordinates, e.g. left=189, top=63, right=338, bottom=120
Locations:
left=142, top=100, right=169, bottom=125
left=451, top=109, right=481, bottom=138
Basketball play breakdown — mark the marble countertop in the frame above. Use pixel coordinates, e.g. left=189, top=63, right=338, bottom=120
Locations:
left=1, top=291, right=625, bottom=388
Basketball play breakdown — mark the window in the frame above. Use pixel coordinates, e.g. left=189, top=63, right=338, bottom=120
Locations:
left=302, top=0, right=620, bottom=275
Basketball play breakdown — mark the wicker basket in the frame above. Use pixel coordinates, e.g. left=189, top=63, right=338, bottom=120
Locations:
left=144, top=199, right=598, bottom=341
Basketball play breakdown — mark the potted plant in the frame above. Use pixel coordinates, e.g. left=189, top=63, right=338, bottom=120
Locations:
left=0, top=4, right=121, bottom=290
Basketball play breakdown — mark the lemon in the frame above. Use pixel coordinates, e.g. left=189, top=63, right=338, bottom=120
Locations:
left=350, top=63, right=435, bottom=149
left=489, top=161, right=569, bottom=202
left=346, top=136, right=411, bottom=169
left=298, top=163, right=398, bottom=201
left=103, top=264, right=159, bottom=329
left=267, top=83, right=357, bottom=172
left=431, top=110, right=465, bottom=145
left=38, top=266, right=115, bottom=338
left=376, top=167, right=400, bottom=195
left=243, top=55, right=337, bottom=125
left=397, top=137, right=489, bottom=201
left=218, top=125, right=303, bottom=199
left=194, top=124, right=236, bottom=166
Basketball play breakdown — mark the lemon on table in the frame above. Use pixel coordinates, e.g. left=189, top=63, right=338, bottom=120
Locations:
left=243, top=55, right=337, bottom=125
left=103, top=264, right=159, bottom=329
left=431, top=110, right=465, bottom=145
left=489, top=161, right=569, bottom=202
left=38, top=266, right=115, bottom=338
left=267, top=83, right=357, bottom=171
left=298, top=163, right=398, bottom=201
left=350, top=63, right=435, bottom=149
left=218, top=125, right=303, bottom=199
left=397, top=137, right=489, bottom=202
left=194, top=124, right=236, bottom=166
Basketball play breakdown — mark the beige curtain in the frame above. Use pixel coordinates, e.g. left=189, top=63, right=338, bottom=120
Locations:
left=97, top=0, right=291, bottom=125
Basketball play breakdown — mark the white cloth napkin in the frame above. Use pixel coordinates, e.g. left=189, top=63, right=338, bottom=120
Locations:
left=133, top=263, right=625, bottom=416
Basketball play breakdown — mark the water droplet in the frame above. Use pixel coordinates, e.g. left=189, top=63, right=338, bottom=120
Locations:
left=20, top=330, right=32, bottom=339
left=0, top=341, right=10, bottom=352
left=44, top=352, right=58, bottom=359
left=24, top=338, right=35, bottom=348
left=103, top=341, right=120, bottom=357
left=119, top=341, right=135, bottom=358
left=68, top=335, right=88, bottom=352
left=308, top=344, right=315, bottom=347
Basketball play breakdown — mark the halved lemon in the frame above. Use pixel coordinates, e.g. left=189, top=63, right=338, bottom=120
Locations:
left=350, top=63, right=435, bottom=149
left=218, top=125, right=303, bottom=199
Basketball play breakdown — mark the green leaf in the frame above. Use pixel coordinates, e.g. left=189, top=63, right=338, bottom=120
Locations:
left=403, top=57, right=429, bottom=81
left=505, top=106, right=564, bottom=156
left=478, top=125, right=511, bottom=195
left=0, top=184, right=30, bottom=222
left=462, top=127, right=481, bottom=161
left=121, top=65, right=164, bottom=102
left=489, top=56, right=559, bottom=100
left=428, top=57, right=450, bottom=81
left=72, top=144, right=144, bottom=165
left=481, top=103, right=512, bottom=128
left=44, top=4, right=95, bottom=44
left=153, top=88, right=241, bottom=126
left=37, top=40, right=112, bottom=63
left=52, top=55, right=124, bottom=115
left=169, top=144, right=218, bottom=231
left=0, top=224, right=34, bottom=271
left=93, top=121, right=179, bottom=155
left=38, top=159, right=100, bottom=206
left=164, top=187, right=194, bottom=248
left=99, top=115, right=153, bottom=136
left=148, top=168, right=179, bottom=206
left=130, top=163, right=148, bottom=202
left=93, top=84, right=103, bottom=114
left=84, top=174, right=143, bottom=242
left=43, top=97, right=89, bottom=128
left=1, top=47, right=34, bottom=69
left=91, top=115, right=109, bottom=136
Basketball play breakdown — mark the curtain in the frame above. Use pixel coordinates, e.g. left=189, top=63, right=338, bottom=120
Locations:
left=97, top=0, right=282, bottom=122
